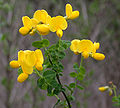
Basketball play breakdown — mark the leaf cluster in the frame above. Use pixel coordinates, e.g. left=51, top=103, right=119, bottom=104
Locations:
left=112, top=96, right=120, bottom=107
left=34, top=39, right=71, bottom=96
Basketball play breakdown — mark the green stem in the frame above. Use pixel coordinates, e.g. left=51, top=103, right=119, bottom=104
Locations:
left=80, top=55, right=84, bottom=68
left=75, top=55, right=84, bottom=87
left=34, top=68, right=43, bottom=78
left=112, top=84, right=117, bottom=97
left=53, top=95, right=60, bottom=108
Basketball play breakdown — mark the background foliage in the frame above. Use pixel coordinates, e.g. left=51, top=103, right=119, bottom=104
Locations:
left=0, top=0, right=120, bottom=108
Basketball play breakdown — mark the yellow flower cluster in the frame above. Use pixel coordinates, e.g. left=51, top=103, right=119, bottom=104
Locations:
left=10, top=49, right=44, bottom=83
left=70, top=39, right=105, bottom=60
left=19, top=4, right=79, bottom=38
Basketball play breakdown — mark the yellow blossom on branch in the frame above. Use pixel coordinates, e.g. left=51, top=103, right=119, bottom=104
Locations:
left=9, top=49, right=44, bottom=83
left=70, top=39, right=105, bottom=60
left=65, top=4, right=79, bottom=20
left=98, top=86, right=109, bottom=92
left=49, top=16, right=67, bottom=38
left=19, top=10, right=51, bottom=36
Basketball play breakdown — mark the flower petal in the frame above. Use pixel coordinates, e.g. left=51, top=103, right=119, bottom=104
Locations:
left=66, top=4, right=72, bottom=18
left=24, top=51, right=37, bottom=66
left=10, top=60, right=20, bottom=68
left=36, top=24, right=50, bottom=35
left=70, top=39, right=81, bottom=53
left=35, top=62, right=43, bottom=71
left=92, top=53, right=105, bottom=61
left=78, top=40, right=94, bottom=53
left=49, top=16, right=67, bottom=32
left=18, top=50, right=25, bottom=65
left=55, top=16, right=67, bottom=30
left=19, top=27, right=30, bottom=36
left=31, top=18, right=39, bottom=27
left=94, top=42, right=100, bottom=50
left=35, top=49, right=44, bottom=64
left=17, top=73, right=28, bottom=83
left=33, top=10, right=48, bottom=24
left=56, top=29, right=63, bottom=38
left=22, top=16, right=32, bottom=29
left=69, top=11, right=79, bottom=20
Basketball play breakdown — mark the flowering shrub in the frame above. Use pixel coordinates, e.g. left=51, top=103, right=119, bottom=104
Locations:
left=9, top=3, right=106, bottom=108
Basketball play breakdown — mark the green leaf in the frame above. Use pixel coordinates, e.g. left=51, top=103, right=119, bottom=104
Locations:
left=1, top=77, right=7, bottom=87
left=76, top=85, right=84, bottom=90
left=73, top=63, right=80, bottom=72
left=37, top=78, right=47, bottom=90
left=18, top=67, right=23, bottom=75
left=57, top=51, right=66, bottom=59
left=80, top=66, right=86, bottom=74
left=77, top=73, right=85, bottom=81
left=68, top=95, right=75, bottom=101
left=112, top=96, right=119, bottom=102
left=73, top=63, right=79, bottom=69
left=64, top=85, right=73, bottom=94
left=53, top=87, right=61, bottom=95
left=49, top=80, right=59, bottom=88
left=69, top=72, right=77, bottom=78
left=43, top=70, right=56, bottom=80
left=47, top=85, right=53, bottom=94
left=32, top=39, right=50, bottom=48
left=69, top=83, right=76, bottom=88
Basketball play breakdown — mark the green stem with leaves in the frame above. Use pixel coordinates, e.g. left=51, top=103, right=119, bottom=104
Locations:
left=37, top=33, right=71, bottom=108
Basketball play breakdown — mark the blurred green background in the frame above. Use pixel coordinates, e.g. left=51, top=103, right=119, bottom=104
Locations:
left=0, top=0, right=120, bottom=108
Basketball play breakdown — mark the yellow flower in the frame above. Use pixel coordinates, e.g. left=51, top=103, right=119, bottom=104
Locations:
left=19, top=10, right=51, bottom=36
left=10, top=49, right=44, bottom=83
left=49, top=16, right=67, bottom=38
left=19, top=16, right=32, bottom=36
left=33, top=10, right=51, bottom=35
left=70, top=39, right=105, bottom=60
left=98, top=86, right=109, bottom=92
left=65, top=4, right=79, bottom=20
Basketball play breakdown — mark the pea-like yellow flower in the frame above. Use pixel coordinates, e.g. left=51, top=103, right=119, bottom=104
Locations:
left=49, top=16, right=67, bottom=38
left=65, top=4, right=79, bottom=20
left=98, top=86, right=109, bottom=92
left=98, top=86, right=113, bottom=96
left=19, top=10, right=51, bottom=36
left=19, top=16, right=33, bottom=36
left=10, top=49, right=44, bottom=83
left=33, top=10, right=51, bottom=35
left=70, top=39, right=105, bottom=60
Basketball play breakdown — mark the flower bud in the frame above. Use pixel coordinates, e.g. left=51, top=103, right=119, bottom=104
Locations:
left=10, top=60, right=20, bottom=68
left=17, top=73, right=28, bottom=83
left=108, top=88, right=113, bottom=96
